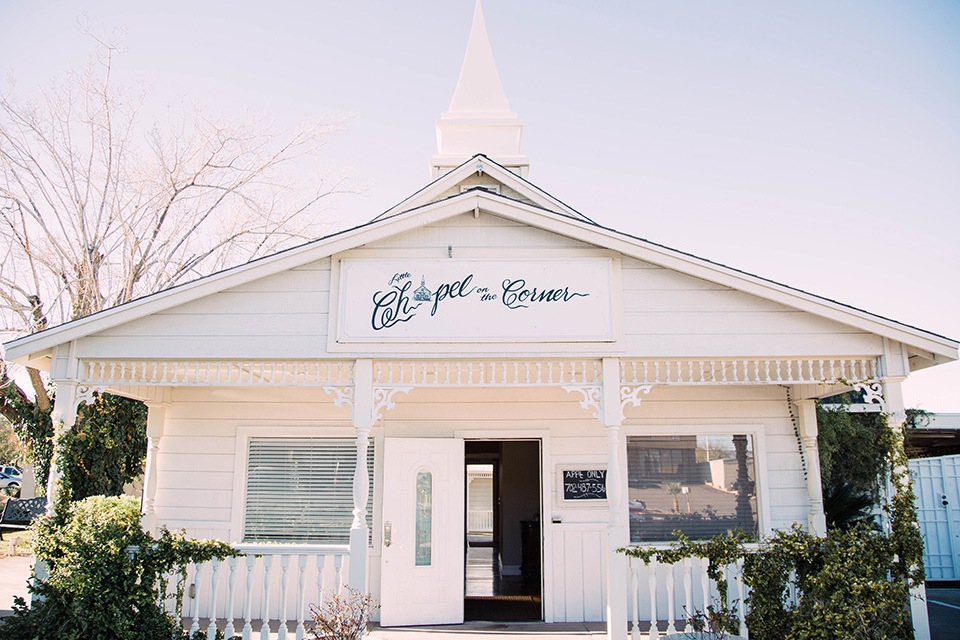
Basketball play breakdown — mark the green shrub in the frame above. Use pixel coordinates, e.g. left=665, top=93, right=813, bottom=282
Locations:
left=59, top=392, right=148, bottom=502
left=817, top=404, right=887, bottom=501
left=623, top=523, right=915, bottom=640
left=744, top=524, right=912, bottom=640
left=0, top=495, right=238, bottom=640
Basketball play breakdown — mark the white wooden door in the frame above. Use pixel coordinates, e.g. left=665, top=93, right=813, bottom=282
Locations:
left=911, top=455, right=960, bottom=580
left=380, top=438, right=465, bottom=626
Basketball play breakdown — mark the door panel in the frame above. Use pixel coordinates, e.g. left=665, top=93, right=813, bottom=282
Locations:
left=380, top=438, right=465, bottom=626
left=911, top=456, right=958, bottom=580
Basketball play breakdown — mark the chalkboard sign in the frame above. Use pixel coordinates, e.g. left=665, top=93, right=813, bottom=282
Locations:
left=560, top=468, right=607, bottom=502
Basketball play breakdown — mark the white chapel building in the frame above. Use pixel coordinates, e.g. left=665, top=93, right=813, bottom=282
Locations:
left=5, top=2, right=958, bottom=638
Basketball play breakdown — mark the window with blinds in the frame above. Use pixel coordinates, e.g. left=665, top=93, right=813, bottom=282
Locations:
left=243, top=437, right=375, bottom=544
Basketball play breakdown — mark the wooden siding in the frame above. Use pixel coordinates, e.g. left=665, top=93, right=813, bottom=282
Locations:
left=77, top=214, right=879, bottom=360
left=620, top=257, right=880, bottom=357
left=77, top=259, right=333, bottom=359
left=428, top=173, right=537, bottom=206
left=153, top=384, right=805, bottom=622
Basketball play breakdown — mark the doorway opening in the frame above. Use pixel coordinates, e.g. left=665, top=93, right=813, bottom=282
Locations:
left=464, top=439, right=542, bottom=622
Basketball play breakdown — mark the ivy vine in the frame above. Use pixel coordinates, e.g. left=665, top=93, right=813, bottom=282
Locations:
left=0, top=495, right=239, bottom=640
left=618, top=378, right=926, bottom=639
left=620, top=528, right=752, bottom=633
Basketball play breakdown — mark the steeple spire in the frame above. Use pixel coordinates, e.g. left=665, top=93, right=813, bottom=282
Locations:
left=431, top=0, right=529, bottom=179
left=447, top=0, right=512, bottom=114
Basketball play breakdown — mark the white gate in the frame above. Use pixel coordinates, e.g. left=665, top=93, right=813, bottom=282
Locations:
left=911, top=455, right=960, bottom=580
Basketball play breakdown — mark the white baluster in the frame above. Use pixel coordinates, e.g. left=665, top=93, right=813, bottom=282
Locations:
left=207, top=559, right=221, bottom=639
left=630, top=561, right=640, bottom=640
left=243, top=555, right=254, bottom=640
left=665, top=562, right=676, bottom=635
left=190, top=564, right=202, bottom=636
left=683, top=558, right=693, bottom=633
left=316, top=555, right=327, bottom=604
left=278, top=555, right=290, bottom=640
left=700, top=557, right=710, bottom=608
left=261, top=555, right=273, bottom=640
left=736, top=558, right=748, bottom=638
left=296, top=555, right=307, bottom=640
left=648, top=560, right=659, bottom=640
left=334, top=555, right=344, bottom=593
left=225, top=557, right=237, bottom=640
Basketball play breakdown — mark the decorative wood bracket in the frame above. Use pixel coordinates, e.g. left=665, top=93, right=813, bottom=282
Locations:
left=76, top=384, right=106, bottom=407
left=561, top=385, right=603, bottom=420
left=322, top=386, right=355, bottom=412
left=372, top=386, right=412, bottom=422
left=853, top=381, right=886, bottom=412
left=563, top=384, right=655, bottom=423
left=620, top=384, right=654, bottom=421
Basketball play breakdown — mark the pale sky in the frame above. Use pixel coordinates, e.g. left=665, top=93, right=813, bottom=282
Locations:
left=2, top=1, right=958, bottom=411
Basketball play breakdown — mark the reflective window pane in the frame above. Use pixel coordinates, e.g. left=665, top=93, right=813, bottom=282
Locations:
left=627, top=435, right=757, bottom=542
left=415, top=471, right=432, bottom=566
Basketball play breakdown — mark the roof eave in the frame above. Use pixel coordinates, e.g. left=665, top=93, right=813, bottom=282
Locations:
left=6, top=188, right=957, bottom=367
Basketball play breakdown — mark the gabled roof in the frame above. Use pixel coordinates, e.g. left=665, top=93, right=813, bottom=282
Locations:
left=5, top=155, right=958, bottom=368
left=376, top=153, right=594, bottom=223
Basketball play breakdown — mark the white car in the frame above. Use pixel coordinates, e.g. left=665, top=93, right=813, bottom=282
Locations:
left=0, top=471, right=21, bottom=496
left=0, top=465, right=22, bottom=479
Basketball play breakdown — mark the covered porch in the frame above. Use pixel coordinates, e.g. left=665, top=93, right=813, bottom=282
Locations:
left=36, top=354, right=900, bottom=638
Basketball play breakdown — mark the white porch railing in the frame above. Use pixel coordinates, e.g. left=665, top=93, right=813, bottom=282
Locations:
left=467, top=510, right=493, bottom=534
left=627, top=554, right=751, bottom=640
left=169, top=544, right=350, bottom=640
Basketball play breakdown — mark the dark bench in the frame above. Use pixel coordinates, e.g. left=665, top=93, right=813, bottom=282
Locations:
left=0, top=497, right=46, bottom=540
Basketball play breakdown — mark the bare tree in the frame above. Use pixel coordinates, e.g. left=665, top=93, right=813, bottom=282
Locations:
left=0, top=33, right=347, bottom=489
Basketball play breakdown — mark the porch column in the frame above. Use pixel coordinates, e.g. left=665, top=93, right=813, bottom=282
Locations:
left=882, top=376, right=931, bottom=640
left=348, top=359, right=374, bottom=592
left=141, top=402, right=167, bottom=535
left=601, top=358, right=628, bottom=640
left=45, top=379, right=79, bottom=516
left=794, top=399, right=827, bottom=536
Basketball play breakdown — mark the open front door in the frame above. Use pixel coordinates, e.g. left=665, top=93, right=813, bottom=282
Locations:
left=380, top=438, right=465, bottom=626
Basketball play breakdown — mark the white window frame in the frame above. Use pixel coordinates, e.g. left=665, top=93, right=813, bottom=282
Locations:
left=621, top=423, right=771, bottom=541
left=230, top=426, right=383, bottom=546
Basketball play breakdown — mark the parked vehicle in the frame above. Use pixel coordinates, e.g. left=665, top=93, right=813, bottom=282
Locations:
left=629, top=500, right=646, bottom=522
left=0, top=465, right=22, bottom=479
left=0, top=471, right=21, bottom=497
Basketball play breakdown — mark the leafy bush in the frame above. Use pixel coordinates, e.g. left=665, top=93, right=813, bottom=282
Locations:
left=59, top=392, right=148, bottom=502
left=822, top=478, right=878, bottom=531
left=743, top=524, right=912, bottom=640
left=817, top=404, right=887, bottom=501
left=0, top=495, right=238, bottom=640
left=623, top=523, right=916, bottom=640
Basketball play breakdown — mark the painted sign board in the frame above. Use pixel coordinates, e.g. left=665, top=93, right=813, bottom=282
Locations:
left=559, top=467, right=608, bottom=503
left=336, top=258, right=615, bottom=343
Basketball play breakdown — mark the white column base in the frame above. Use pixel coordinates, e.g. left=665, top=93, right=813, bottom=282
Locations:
left=606, top=524, right=629, bottom=640
left=910, top=581, right=931, bottom=640
left=348, top=526, right=368, bottom=592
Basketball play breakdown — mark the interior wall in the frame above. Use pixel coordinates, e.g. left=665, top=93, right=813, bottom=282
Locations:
left=499, top=440, right=540, bottom=572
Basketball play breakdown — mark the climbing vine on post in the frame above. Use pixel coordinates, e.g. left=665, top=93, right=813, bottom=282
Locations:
left=619, top=529, right=752, bottom=634
left=879, top=410, right=925, bottom=585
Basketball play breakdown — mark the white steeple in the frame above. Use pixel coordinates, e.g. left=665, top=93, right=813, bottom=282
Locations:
left=431, top=0, right=529, bottom=179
